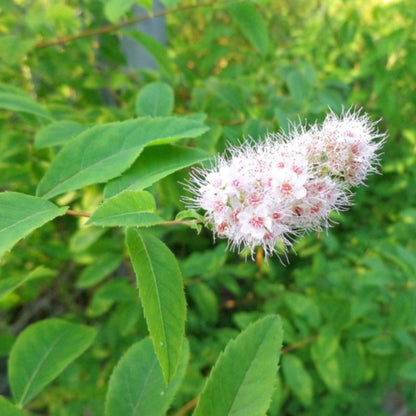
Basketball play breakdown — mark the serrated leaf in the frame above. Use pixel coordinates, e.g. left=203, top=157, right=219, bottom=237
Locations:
left=88, top=190, right=165, bottom=227
left=0, top=396, right=27, bottom=416
left=0, top=192, right=67, bottom=259
left=124, top=30, right=174, bottom=80
left=0, top=266, right=55, bottom=301
left=136, top=82, right=174, bottom=117
left=0, top=85, right=52, bottom=119
left=8, top=319, right=96, bottom=407
left=193, top=315, right=283, bottom=416
left=126, top=229, right=186, bottom=383
left=105, top=337, right=189, bottom=416
left=104, top=144, right=211, bottom=198
left=226, top=2, right=270, bottom=55
left=282, top=354, right=313, bottom=407
left=36, top=116, right=208, bottom=199
left=34, top=120, right=87, bottom=149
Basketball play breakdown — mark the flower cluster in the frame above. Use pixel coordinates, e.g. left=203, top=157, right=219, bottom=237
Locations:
left=184, top=108, right=386, bottom=259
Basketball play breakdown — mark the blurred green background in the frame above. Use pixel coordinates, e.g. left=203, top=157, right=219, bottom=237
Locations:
left=1, top=0, right=416, bottom=414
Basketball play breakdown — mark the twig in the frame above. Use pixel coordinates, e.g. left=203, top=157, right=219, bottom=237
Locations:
left=65, top=209, right=201, bottom=226
left=156, top=219, right=201, bottom=226
left=173, top=397, right=199, bottom=416
left=281, top=335, right=317, bottom=354
left=34, top=0, right=241, bottom=50
left=66, top=209, right=91, bottom=218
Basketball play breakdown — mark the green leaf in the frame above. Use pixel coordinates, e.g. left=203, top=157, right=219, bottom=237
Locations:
left=87, top=279, right=137, bottom=318
left=76, top=254, right=122, bottom=288
left=0, top=85, right=52, bottom=119
left=0, top=36, right=36, bottom=65
left=0, top=266, right=55, bottom=301
left=367, top=335, right=397, bottom=356
left=126, top=229, right=186, bottom=383
left=105, top=337, right=189, bottom=416
left=206, top=79, right=247, bottom=113
left=34, top=120, right=87, bottom=149
left=310, top=327, right=342, bottom=392
left=193, top=315, right=283, bottom=416
left=136, top=0, right=153, bottom=10
left=188, top=282, right=219, bottom=324
left=87, top=191, right=165, bottom=227
left=104, top=144, right=211, bottom=198
left=311, top=355, right=342, bottom=393
left=136, top=82, right=174, bottom=117
left=36, top=116, right=208, bottom=199
left=8, top=319, right=97, bottom=408
left=310, top=326, right=339, bottom=361
left=286, top=69, right=312, bottom=104
left=226, top=2, right=270, bottom=55
left=124, top=31, right=174, bottom=80
left=104, top=0, right=137, bottom=23
left=399, top=357, right=416, bottom=381
left=284, top=292, right=321, bottom=328
left=282, top=354, right=313, bottom=407
left=0, top=396, right=27, bottom=416
left=0, top=192, right=67, bottom=259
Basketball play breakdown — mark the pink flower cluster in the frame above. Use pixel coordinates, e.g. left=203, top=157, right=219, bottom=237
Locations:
left=185, top=108, right=386, bottom=259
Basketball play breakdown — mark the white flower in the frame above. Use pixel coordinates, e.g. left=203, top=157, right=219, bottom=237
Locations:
left=184, top=107, right=386, bottom=259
